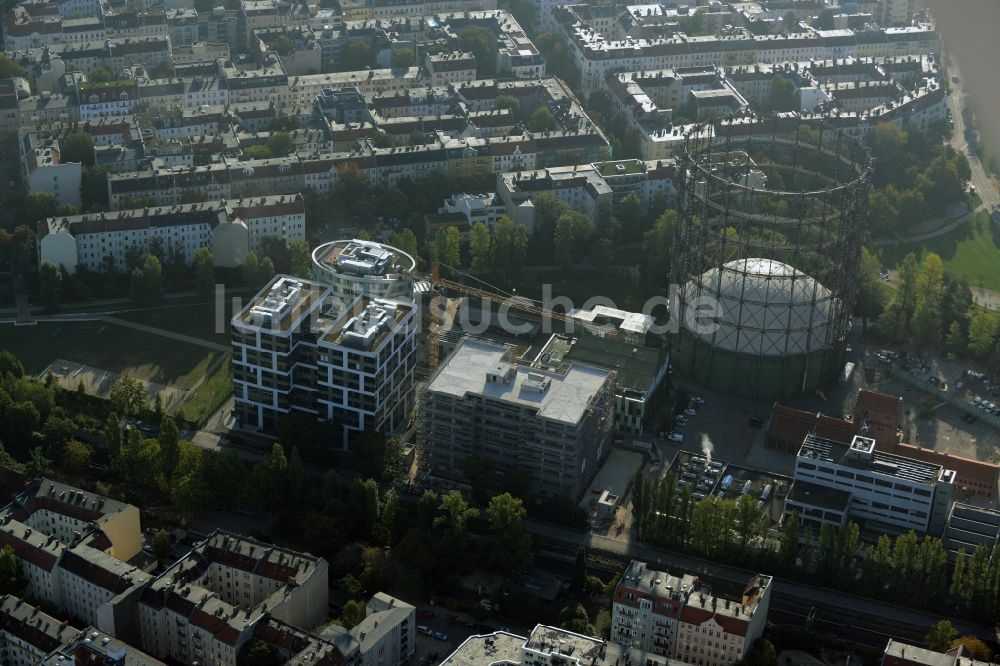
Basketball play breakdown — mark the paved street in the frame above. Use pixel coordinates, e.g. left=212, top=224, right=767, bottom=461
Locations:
left=946, top=65, right=999, bottom=207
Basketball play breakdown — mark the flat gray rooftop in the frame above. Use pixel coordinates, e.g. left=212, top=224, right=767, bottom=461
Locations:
left=427, top=339, right=610, bottom=425
left=441, top=632, right=524, bottom=666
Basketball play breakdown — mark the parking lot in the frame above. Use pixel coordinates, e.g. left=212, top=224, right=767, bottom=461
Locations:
left=412, top=608, right=507, bottom=666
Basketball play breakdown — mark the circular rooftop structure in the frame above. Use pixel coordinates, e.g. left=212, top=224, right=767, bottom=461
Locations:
left=682, top=258, right=835, bottom=357
left=312, top=239, right=416, bottom=305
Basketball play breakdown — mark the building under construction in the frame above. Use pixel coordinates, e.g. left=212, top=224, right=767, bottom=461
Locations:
left=670, top=118, right=872, bottom=398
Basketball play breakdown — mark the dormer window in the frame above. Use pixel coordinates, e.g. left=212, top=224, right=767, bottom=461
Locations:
left=88, top=94, right=98, bottom=104
left=119, top=91, right=129, bottom=101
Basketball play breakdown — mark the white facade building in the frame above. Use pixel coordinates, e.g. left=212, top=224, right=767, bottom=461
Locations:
left=232, top=275, right=416, bottom=446
left=790, top=434, right=955, bottom=534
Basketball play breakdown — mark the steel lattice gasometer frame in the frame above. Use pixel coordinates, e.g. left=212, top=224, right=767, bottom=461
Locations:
left=671, top=118, right=872, bottom=398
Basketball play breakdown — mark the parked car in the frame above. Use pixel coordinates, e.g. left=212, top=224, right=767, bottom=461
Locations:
left=667, top=431, right=683, bottom=442
left=972, top=396, right=983, bottom=406
left=689, top=396, right=705, bottom=405
left=432, top=632, right=449, bottom=642
left=446, top=615, right=461, bottom=625
left=417, top=610, right=434, bottom=620
left=417, top=626, right=432, bottom=636
left=748, top=416, right=765, bottom=427
left=684, top=407, right=697, bottom=416
left=673, top=419, right=686, bottom=428
left=674, top=415, right=688, bottom=425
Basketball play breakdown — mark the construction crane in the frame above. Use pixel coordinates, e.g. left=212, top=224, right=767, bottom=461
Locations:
left=425, top=261, right=614, bottom=374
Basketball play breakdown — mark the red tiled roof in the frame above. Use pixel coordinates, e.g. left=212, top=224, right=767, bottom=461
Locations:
left=855, top=389, right=902, bottom=416
left=896, top=443, right=998, bottom=489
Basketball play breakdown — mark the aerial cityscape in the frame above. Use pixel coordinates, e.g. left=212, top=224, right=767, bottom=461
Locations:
left=0, top=0, right=997, bottom=664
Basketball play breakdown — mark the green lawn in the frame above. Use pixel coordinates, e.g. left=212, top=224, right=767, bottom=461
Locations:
left=178, top=357, right=232, bottom=426
left=880, top=211, right=1000, bottom=291
left=0, top=321, right=220, bottom=390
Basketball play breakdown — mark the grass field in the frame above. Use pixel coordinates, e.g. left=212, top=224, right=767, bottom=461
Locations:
left=880, top=210, right=1000, bottom=291
left=0, top=321, right=221, bottom=390
left=179, top=357, right=232, bottom=426
left=109, top=290, right=253, bottom=346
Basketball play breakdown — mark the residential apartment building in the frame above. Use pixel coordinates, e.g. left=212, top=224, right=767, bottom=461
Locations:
left=611, top=560, right=772, bottom=665
left=425, top=51, right=477, bottom=88
left=4, top=478, right=142, bottom=561
left=137, top=529, right=328, bottom=666
left=497, top=159, right=676, bottom=225
left=55, top=544, right=151, bottom=629
left=787, top=434, right=955, bottom=534
left=421, top=338, right=615, bottom=498
left=232, top=275, right=416, bottom=446
left=0, top=595, right=80, bottom=665
left=37, top=194, right=306, bottom=273
left=322, top=592, right=415, bottom=666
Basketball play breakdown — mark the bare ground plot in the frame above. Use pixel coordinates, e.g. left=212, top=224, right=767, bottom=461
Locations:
left=0, top=321, right=222, bottom=407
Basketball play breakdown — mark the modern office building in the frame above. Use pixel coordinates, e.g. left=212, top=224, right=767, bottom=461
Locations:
left=788, top=434, right=955, bottom=534
left=940, top=503, right=1000, bottom=561
left=232, top=275, right=415, bottom=447
left=421, top=338, right=615, bottom=498
left=610, top=560, right=772, bottom=665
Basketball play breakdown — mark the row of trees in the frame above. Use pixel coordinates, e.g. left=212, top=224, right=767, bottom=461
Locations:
left=631, top=467, right=1000, bottom=623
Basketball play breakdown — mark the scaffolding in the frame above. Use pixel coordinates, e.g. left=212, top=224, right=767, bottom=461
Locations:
left=671, top=118, right=872, bottom=397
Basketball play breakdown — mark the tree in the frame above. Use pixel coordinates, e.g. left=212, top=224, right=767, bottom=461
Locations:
left=559, top=603, right=594, bottom=636
left=347, top=478, right=381, bottom=539
left=152, top=529, right=173, bottom=560
left=457, top=26, right=496, bottom=77
left=109, top=374, right=147, bottom=418
left=951, top=637, right=992, bottom=661
left=286, top=240, right=311, bottom=278
left=38, top=262, right=62, bottom=312
left=528, top=107, right=557, bottom=132
left=572, top=547, right=588, bottom=593
left=26, top=447, right=52, bottom=477
left=115, top=429, right=161, bottom=493
left=434, top=226, right=461, bottom=271
left=434, top=490, right=478, bottom=547
left=244, top=145, right=272, bottom=160
left=493, top=216, right=527, bottom=274
left=468, top=221, right=493, bottom=272
left=486, top=493, right=532, bottom=571
left=925, top=620, right=958, bottom=652
left=389, top=229, right=418, bottom=261
left=130, top=255, right=164, bottom=304
left=0, top=547, right=21, bottom=595
left=815, top=9, right=835, bottom=29
left=339, top=39, right=374, bottom=71
left=643, top=210, right=674, bottom=285
left=745, top=638, right=777, bottom=666
left=967, top=309, right=999, bottom=360
left=766, top=74, right=797, bottom=113
left=391, top=47, right=415, bottom=68
left=0, top=55, right=22, bottom=79
left=88, top=67, right=116, bottom=83
left=272, top=35, right=295, bottom=56
left=60, top=132, right=96, bottom=167
left=81, top=166, right=109, bottom=211
left=237, top=639, right=281, bottom=666
left=192, top=248, right=215, bottom=298
left=0, top=351, right=24, bottom=379
left=62, top=439, right=93, bottom=475
left=159, top=415, right=180, bottom=480
left=266, top=132, right=295, bottom=157
left=361, top=546, right=395, bottom=590
left=23, top=192, right=56, bottom=224
left=496, top=94, right=521, bottom=118
left=778, top=510, right=800, bottom=567
left=340, top=599, right=367, bottom=629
